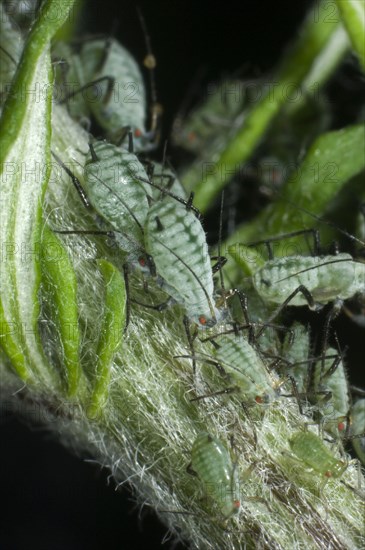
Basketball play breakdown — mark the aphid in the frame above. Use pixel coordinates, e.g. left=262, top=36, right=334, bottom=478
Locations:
left=252, top=253, right=365, bottom=309
left=172, top=79, right=253, bottom=154
left=55, top=14, right=161, bottom=151
left=209, top=332, right=279, bottom=404
left=144, top=196, right=225, bottom=328
left=189, top=432, right=240, bottom=518
left=351, top=399, right=365, bottom=466
left=288, top=430, right=347, bottom=479
left=52, top=139, right=154, bottom=274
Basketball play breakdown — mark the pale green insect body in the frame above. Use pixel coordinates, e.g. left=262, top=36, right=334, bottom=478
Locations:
left=253, top=254, right=365, bottom=306
left=79, top=39, right=148, bottom=148
left=191, top=432, right=240, bottom=518
left=83, top=140, right=152, bottom=271
left=144, top=197, right=223, bottom=328
left=54, top=37, right=154, bottom=151
left=213, top=334, right=278, bottom=404
left=172, top=79, right=252, bottom=154
left=289, top=431, right=347, bottom=478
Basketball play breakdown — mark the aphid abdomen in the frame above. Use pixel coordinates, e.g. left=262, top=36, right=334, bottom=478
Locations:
left=79, top=39, right=147, bottom=145
left=253, top=254, right=358, bottom=306
left=191, top=432, right=240, bottom=518
left=145, top=198, right=217, bottom=325
left=83, top=141, right=150, bottom=250
left=289, top=431, right=346, bottom=478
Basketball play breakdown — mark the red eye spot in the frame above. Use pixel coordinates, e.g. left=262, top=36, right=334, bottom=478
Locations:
left=199, top=315, right=207, bottom=326
left=188, top=131, right=196, bottom=142
left=325, top=471, right=332, bottom=478
left=255, top=396, right=263, bottom=404
left=134, top=128, right=142, bottom=137
left=338, top=421, right=346, bottom=432
left=233, top=500, right=240, bottom=510
left=138, top=257, right=146, bottom=267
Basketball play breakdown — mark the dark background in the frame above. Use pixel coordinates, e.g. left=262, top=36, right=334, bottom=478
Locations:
left=1, top=1, right=364, bottom=549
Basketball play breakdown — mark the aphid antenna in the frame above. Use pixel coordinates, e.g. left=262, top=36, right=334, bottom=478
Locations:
left=255, top=284, right=318, bottom=340
left=217, top=191, right=227, bottom=306
left=59, top=73, right=115, bottom=107
left=51, top=150, right=91, bottom=209
left=274, top=257, right=360, bottom=286
left=136, top=6, right=163, bottom=138
left=0, top=44, right=17, bottom=66
left=136, top=173, right=202, bottom=219
left=246, top=228, right=321, bottom=260
left=272, top=190, right=365, bottom=249
left=340, top=479, right=365, bottom=501
left=200, top=321, right=293, bottom=345
left=350, top=385, right=365, bottom=397
left=171, top=65, right=208, bottom=137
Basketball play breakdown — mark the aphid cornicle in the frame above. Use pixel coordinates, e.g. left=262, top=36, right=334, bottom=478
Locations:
left=288, top=431, right=347, bottom=479
left=190, top=432, right=240, bottom=518
left=144, top=196, right=224, bottom=328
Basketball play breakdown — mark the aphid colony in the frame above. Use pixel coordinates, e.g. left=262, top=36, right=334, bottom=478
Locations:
left=49, top=26, right=364, bottom=519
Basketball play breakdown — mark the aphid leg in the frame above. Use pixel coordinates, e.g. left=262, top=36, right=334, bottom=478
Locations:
left=190, top=387, right=237, bottom=403
left=186, top=462, right=197, bottom=476
left=287, top=375, right=304, bottom=415
left=183, top=316, right=197, bottom=375
left=51, top=151, right=91, bottom=209
left=256, top=284, right=318, bottom=339
left=227, top=288, right=254, bottom=342
left=211, top=256, right=228, bottom=273
left=115, top=126, right=132, bottom=148
left=58, top=76, right=116, bottom=108
left=319, top=299, right=343, bottom=375
left=122, top=264, right=131, bottom=332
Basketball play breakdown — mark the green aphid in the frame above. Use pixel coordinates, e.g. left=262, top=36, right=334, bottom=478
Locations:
left=289, top=431, right=347, bottom=479
left=190, top=432, right=240, bottom=518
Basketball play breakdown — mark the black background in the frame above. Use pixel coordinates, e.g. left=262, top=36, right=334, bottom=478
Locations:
left=1, top=1, right=364, bottom=549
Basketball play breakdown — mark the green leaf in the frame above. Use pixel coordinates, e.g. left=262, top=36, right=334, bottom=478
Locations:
left=88, top=260, right=126, bottom=418
left=0, top=0, right=76, bottom=385
left=182, top=0, right=347, bottom=212
left=336, top=0, right=365, bottom=69
left=40, top=226, right=83, bottom=396
left=227, top=124, right=365, bottom=274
